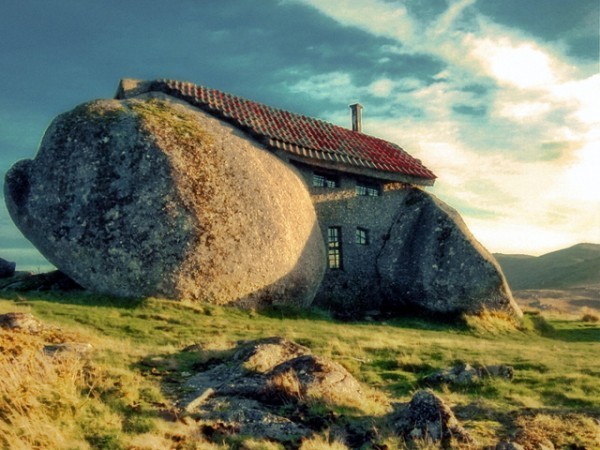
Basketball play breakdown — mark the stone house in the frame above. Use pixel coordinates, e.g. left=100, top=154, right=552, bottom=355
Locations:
left=117, top=79, right=439, bottom=311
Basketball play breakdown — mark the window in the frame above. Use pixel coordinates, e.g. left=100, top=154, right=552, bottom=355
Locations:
left=356, top=181, right=380, bottom=197
left=313, top=172, right=339, bottom=188
left=356, top=227, right=369, bottom=245
left=327, top=227, right=342, bottom=269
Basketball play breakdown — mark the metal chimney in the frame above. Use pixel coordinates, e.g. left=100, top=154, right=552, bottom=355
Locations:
left=349, top=103, right=363, bottom=132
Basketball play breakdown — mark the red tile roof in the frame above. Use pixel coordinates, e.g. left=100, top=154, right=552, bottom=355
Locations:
left=144, top=79, right=436, bottom=183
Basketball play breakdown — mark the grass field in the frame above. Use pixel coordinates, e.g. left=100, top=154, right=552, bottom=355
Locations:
left=0, top=290, right=598, bottom=449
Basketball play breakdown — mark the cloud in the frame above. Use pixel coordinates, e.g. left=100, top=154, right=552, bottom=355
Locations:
left=290, top=0, right=599, bottom=254
left=469, top=38, right=558, bottom=89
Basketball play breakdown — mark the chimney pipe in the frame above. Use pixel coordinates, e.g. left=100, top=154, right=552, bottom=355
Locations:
left=350, top=103, right=363, bottom=132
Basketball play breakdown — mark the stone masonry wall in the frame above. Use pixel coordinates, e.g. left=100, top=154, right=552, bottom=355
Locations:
left=289, top=162, right=409, bottom=316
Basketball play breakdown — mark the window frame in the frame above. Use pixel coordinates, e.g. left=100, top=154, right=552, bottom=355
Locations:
left=355, top=227, right=369, bottom=245
left=327, top=226, right=343, bottom=270
left=355, top=180, right=381, bottom=197
left=313, top=172, right=339, bottom=188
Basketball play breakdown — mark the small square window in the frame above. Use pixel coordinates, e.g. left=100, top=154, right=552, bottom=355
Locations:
left=356, top=181, right=380, bottom=196
left=356, top=228, right=369, bottom=245
left=313, top=172, right=339, bottom=188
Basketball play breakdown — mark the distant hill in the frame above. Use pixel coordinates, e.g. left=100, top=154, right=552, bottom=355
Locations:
left=494, top=243, right=600, bottom=290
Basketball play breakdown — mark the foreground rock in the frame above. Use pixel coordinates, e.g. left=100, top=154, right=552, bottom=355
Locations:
left=182, top=337, right=370, bottom=410
left=180, top=337, right=375, bottom=445
left=0, top=258, right=16, bottom=278
left=378, top=189, right=521, bottom=317
left=4, top=95, right=325, bottom=306
left=0, top=312, right=43, bottom=333
left=394, top=389, right=473, bottom=447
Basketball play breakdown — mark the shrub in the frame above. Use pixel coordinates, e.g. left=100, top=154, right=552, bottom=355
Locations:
left=581, top=311, right=599, bottom=323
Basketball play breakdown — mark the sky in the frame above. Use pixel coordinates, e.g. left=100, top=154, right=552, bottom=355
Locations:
left=1, top=0, right=598, bottom=271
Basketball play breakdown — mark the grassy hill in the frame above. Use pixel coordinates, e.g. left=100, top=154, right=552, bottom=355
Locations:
left=494, top=243, right=600, bottom=290
left=0, top=291, right=599, bottom=449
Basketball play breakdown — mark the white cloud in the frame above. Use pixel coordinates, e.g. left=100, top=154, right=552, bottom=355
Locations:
left=551, top=74, right=600, bottom=126
left=369, top=78, right=394, bottom=97
left=496, top=100, right=552, bottom=121
left=289, top=0, right=599, bottom=253
left=285, top=71, right=357, bottom=101
left=469, top=38, right=558, bottom=89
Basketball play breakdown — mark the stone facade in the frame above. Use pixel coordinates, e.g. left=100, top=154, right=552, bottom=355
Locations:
left=288, top=163, right=405, bottom=314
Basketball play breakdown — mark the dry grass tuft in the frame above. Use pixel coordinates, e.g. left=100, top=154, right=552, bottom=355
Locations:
left=514, top=413, right=600, bottom=449
left=0, top=329, right=93, bottom=449
left=463, top=308, right=520, bottom=335
left=580, top=308, right=599, bottom=323
left=239, top=438, right=285, bottom=449
left=299, top=432, right=349, bottom=450
left=266, top=369, right=305, bottom=403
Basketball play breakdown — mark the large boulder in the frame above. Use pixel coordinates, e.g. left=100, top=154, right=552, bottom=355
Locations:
left=378, top=188, right=521, bottom=317
left=4, top=94, right=326, bottom=306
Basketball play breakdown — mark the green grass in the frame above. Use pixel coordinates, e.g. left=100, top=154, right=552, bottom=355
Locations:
left=1, top=291, right=599, bottom=449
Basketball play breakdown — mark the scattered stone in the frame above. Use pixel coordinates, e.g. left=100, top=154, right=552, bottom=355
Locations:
left=394, top=389, right=473, bottom=447
left=423, top=362, right=514, bottom=386
left=4, top=95, right=325, bottom=306
left=43, top=342, right=93, bottom=356
left=0, top=258, right=16, bottom=278
left=0, top=312, right=43, bottom=333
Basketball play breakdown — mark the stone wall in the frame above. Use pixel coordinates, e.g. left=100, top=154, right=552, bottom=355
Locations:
left=286, top=162, right=409, bottom=316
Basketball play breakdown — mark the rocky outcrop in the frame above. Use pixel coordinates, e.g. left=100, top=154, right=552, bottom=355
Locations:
left=4, top=95, right=325, bottom=306
left=0, top=258, right=16, bottom=278
left=378, top=188, right=521, bottom=317
left=182, top=337, right=370, bottom=411
left=180, top=337, right=375, bottom=445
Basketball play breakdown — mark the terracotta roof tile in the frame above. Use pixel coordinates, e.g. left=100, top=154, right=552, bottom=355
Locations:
left=149, top=79, right=436, bottom=182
